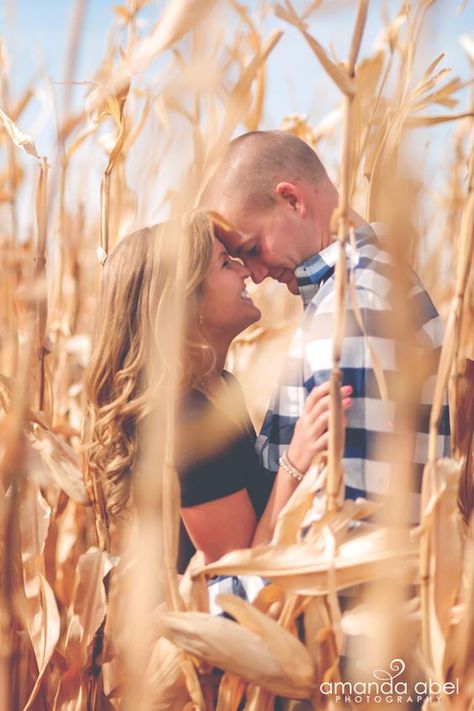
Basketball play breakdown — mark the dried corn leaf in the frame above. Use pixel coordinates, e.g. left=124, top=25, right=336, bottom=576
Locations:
left=0, top=0, right=473, bottom=707
left=11, top=84, right=35, bottom=122
left=53, top=548, right=118, bottom=708
left=250, top=583, right=285, bottom=619
left=412, top=68, right=452, bottom=98
left=449, top=540, right=474, bottom=692
left=88, top=0, right=220, bottom=112
left=302, top=31, right=355, bottom=96
left=0, top=106, right=40, bottom=159
left=347, top=0, right=369, bottom=73
left=157, top=611, right=313, bottom=698
left=141, top=0, right=217, bottom=57
left=27, top=422, right=88, bottom=505
left=406, top=111, right=473, bottom=127
left=377, top=13, right=407, bottom=53
left=65, top=547, right=119, bottom=662
left=179, top=550, right=209, bottom=612
left=54, top=500, right=83, bottom=606
left=302, top=498, right=381, bottom=545
left=341, top=598, right=421, bottom=641
left=418, top=459, right=463, bottom=679
left=455, top=359, right=474, bottom=527
left=228, top=3, right=267, bottom=131
left=179, top=650, right=207, bottom=709
left=460, top=33, right=474, bottom=62
left=18, top=482, right=60, bottom=711
left=311, top=106, right=344, bottom=143
left=22, top=574, right=60, bottom=711
left=52, top=667, right=87, bottom=711
left=274, top=1, right=306, bottom=30
left=144, top=638, right=191, bottom=710
left=453, top=359, right=474, bottom=455
left=303, top=596, right=338, bottom=683
left=243, top=685, right=274, bottom=711
left=197, top=527, right=418, bottom=595
left=103, top=84, right=130, bottom=174
left=422, top=53, right=446, bottom=79
left=216, top=30, right=283, bottom=145
left=271, top=461, right=327, bottom=546
left=216, top=672, right=246, bottom=711
left=216, top=594, right=314, bottom=686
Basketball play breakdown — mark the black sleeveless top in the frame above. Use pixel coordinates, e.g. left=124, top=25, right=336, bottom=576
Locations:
left=176, top=372, right=274, bottom=573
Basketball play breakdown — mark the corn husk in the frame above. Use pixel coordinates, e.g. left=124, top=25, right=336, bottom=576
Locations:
left=156, top=610, right=313, bottom=698
left=197, top=527, right=418, bottom=595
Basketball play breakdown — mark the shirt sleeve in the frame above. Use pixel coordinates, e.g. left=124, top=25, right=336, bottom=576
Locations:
left=177, top=389, right=249, bottom=508
left=179, top=431, right=248, bottom=507
left=303, top=285, right=398, bottom=502
left=303, top=285, right=396, bottom=412
left=303, top=281, right=449, bottom=524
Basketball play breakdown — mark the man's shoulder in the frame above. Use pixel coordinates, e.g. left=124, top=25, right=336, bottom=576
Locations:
left=301, top=233, right=442, bottom=339
left=307, top=234, right=434, bottom=311
left=305, top=243, right=394, bottom=313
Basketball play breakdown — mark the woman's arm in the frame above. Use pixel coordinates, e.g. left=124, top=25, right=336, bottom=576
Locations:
left=251, top=381, right=352, bottom=546
left=181, top=489, right=257, bottom=563
left=179, top=382, right=352, bottom=563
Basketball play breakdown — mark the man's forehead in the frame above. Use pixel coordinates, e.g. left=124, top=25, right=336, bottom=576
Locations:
left=211, top=212, right=252, bottom=256
left=215, top=225, right=242, bottom=252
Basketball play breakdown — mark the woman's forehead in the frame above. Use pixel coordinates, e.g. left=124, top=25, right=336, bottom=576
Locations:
left=212, top=236, right=229, bottom=259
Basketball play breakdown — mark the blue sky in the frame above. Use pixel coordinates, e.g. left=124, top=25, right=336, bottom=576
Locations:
left=4, top=1, right=473, bottom=135
left=1, top=0, right=473, bottom=235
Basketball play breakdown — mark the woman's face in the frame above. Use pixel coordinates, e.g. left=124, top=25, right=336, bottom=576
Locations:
left=198, top=237, right=261, bottom=338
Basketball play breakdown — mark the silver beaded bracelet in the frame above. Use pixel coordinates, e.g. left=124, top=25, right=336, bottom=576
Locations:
left=279, top=449, right=305, bottom=482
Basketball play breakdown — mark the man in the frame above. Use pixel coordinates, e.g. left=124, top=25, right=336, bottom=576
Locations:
left=203, top=130, right=450, bottom=523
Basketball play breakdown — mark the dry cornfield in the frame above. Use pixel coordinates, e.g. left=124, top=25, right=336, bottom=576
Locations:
left=0, top=1, right=473, bottom=710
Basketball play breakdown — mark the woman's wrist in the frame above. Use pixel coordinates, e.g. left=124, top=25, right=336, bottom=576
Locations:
left=286, top=445, right=309, bottom=474
left=280, top=449, right=306, bottom=481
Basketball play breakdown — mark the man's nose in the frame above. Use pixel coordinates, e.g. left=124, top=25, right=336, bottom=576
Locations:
left=247, top=262, right=269, bottom=284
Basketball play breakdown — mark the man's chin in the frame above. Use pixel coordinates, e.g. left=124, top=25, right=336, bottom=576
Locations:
left=286, top=281, right=299, bottom=295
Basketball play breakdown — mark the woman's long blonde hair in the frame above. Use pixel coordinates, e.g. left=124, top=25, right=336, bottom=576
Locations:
left=85, top=213, right=215, bottom=522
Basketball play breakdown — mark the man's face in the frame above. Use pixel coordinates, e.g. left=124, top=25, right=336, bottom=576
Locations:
left=214, top=200, right=307, bottom=295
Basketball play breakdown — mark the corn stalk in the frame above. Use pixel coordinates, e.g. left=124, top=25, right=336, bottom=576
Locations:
left=420, top=128, right=474, bottom=668
left=34, top=157, right=49, bottom=414
left=328, top=0, right=368, bottom=511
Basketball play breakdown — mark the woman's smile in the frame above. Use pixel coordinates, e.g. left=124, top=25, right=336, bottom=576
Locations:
left=240, top=285, right=255, bottom=303
left=199, top=238, right=261, bottom=337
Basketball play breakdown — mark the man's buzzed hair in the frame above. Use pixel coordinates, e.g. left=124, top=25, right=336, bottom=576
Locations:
left=203, top=130, right=329, bottom=212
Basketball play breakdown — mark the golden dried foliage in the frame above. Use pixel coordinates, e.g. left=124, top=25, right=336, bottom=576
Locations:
left=0, top=1, right=473, bottom=710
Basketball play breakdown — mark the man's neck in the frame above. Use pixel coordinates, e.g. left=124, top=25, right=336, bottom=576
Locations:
left=318, top=208, right=368, bottom=253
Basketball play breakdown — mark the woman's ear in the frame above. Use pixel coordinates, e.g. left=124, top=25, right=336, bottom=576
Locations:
left=275, top=182, right=303, bottom=213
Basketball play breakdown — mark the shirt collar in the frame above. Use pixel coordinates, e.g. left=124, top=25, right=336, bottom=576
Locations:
left=295, top=222, right=382, bottom=307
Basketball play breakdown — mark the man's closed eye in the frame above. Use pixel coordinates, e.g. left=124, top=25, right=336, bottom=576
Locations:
left=246, top=245, right=259, bottom=257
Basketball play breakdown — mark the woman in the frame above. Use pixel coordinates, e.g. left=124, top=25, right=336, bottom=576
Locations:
left=85, top=213, right=352, bottom=583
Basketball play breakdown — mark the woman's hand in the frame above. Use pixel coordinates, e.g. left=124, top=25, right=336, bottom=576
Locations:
left=286, top=381, right=353, bottom=474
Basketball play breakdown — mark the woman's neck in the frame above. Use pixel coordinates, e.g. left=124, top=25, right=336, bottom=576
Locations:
left=201, top=331, right=232, bottom=393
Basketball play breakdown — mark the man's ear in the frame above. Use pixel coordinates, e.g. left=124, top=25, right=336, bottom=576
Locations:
left=275, top=182, right=303, bottom=213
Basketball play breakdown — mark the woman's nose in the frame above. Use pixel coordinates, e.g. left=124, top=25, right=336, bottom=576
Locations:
left=236, top=260, right=251, bottom=278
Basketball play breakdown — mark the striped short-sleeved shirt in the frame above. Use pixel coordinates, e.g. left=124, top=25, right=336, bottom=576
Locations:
left=255, top=223, right=451, bottom=523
